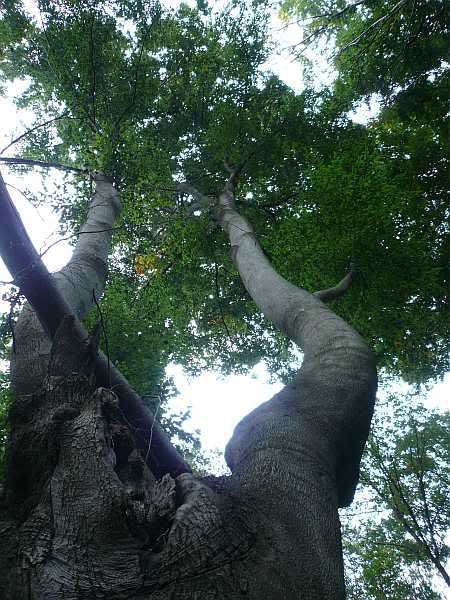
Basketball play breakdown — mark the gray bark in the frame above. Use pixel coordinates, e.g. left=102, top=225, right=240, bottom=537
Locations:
left=10, top=173, right=121, bottom=398
left=0, top=173, right=377, bottom=599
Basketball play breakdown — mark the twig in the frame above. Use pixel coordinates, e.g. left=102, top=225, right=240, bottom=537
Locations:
left=145, top=390, right=163, bottom=465
left=3, top=181, right=45, bottom=222
left=0, top=157, right=88, bottom=175
left=0, top=112, right=70, bottom=156
left=92, top=289, right=111, bottom=387
left=39, top=226, right=124, bottom=260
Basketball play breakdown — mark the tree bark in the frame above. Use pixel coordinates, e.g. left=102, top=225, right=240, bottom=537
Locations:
left=0, top=171, right=377, bottom=599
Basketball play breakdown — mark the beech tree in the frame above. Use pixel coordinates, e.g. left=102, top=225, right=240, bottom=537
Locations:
left=0, top=0, right=447, bottom=597
left=0, top=155, right=378, bottom=597
left=341, top=395, right=450, bottom=598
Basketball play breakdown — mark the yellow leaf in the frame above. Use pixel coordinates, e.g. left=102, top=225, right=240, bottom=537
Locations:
left=135, top=254, right=158, bottom=275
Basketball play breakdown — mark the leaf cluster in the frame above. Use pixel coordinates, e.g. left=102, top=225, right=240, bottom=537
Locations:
left=341, top=393, right=450, bottom=597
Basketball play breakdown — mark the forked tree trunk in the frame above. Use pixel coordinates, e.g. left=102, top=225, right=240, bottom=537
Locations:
left=0, top=170, right=377, bottom=599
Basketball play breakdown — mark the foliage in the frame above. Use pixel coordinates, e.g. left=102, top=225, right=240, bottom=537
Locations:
left=341, top=393, right=450, bottom=597
left=279, top=0, right=449, bottom=104
left=0, top=1, right=449, bottom=386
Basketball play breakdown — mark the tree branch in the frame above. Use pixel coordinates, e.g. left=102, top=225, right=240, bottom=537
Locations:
left=0, top=156, right=88, bottom=175
left=337, top=0, right=409, bottom=54
left=212, top=169, right=376, bottom=506
left=313, top=262, right=355, bottom=302
left=0, top=112, right=70, bottom=156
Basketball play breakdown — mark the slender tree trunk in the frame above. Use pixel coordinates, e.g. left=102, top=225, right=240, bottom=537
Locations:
left=0, top=171, right=377, bottom=599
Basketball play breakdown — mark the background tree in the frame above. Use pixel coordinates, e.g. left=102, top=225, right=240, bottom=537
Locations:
left=341, top=393, right=450, bottom=597
left=279, top=0, right=449, bottom=104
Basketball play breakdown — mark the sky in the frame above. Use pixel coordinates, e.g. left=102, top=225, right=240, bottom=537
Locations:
left=0, top=3, right=448, bottom=475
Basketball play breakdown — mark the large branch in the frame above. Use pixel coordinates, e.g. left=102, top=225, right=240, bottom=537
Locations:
left=0, top=171, right=190, bottom=478
left=313, top=263, right=355, bottom=302
left=209, top=168, right=377, bottom=506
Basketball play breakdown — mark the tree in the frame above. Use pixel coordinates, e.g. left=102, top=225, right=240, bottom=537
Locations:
left=0, top=150, right=377, bottom=597
left=0, top=0, right=446, bottom=597
left=341, top=395, right=450, bottom=597
left=0, top=0, right=449, bottom=384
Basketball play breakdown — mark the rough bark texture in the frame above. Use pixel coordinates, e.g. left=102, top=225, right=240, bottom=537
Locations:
left=0, top=173, right=377, bottom=599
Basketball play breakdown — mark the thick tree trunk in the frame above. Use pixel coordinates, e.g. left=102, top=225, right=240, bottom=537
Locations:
left=0, top=171, right=377, bottom=599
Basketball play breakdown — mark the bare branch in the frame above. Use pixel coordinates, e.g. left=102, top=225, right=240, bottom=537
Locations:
left=0, top=156, right=88, bottom=175
left=0, top=112, right=70, bottom=156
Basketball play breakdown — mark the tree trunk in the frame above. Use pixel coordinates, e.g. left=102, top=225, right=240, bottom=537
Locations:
left=0, top=171, right=377, bottom=599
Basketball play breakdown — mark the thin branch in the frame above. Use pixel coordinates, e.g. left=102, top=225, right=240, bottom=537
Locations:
left=288, top=0, right=408, bottom=58
left=39, top=226, right=124, bottom=260
left=278, top=0, right=368, bottom=31
left=412, top=424, right=440, bottom=556
left=0, top=157, right=88, bottom=175
left=3, top=181, right=45, bottom=222
left=92, top=289, right=111, bottom=388
left=309, top=0, right=369, bottom=20
left=0, top=112, right=70, bottom=156
left=337, top=0, right=408, bottom=54
left=145, top=389, right=163, bottom=465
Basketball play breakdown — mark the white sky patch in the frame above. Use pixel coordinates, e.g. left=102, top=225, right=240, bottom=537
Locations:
left=263, top=12, right=337, bottom=94
left=263, top=15, right=305, bottom=93
left=167, top=362, right=282, bottom=458
left=349, top=94, right=382, bottom=125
